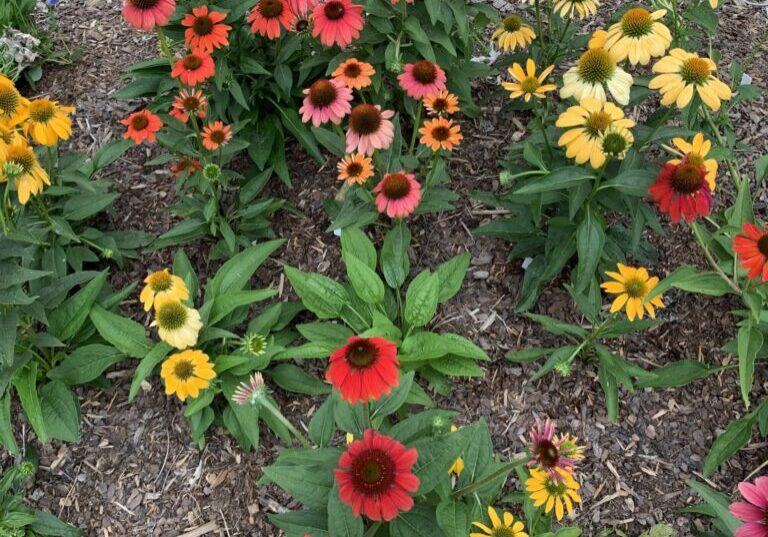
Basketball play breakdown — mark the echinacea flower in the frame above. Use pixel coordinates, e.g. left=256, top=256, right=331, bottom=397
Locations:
left=171, top=51, right=215, bottom=86
left=556, top=98, right=635, bottom=169
left=248, top=0, right=296, bottom=39
left=666, top=133, right=717, bottom=187
left=140, top=269, right=189, bottom=312
left=0, top=76, right=26, bottom=125
left=346, top=104, right=395, bottom=155
left=299, top=78, right=353, bottom=127
left=648, top=160, right=714, bottom=222
left=0, top=121, right=20, bottom=161
left=171, top=157, right=202, bottom=177
left=491, top=15, right=536, bottom=52
left=326, top=336, right=399, bottom=403
left=121, top=109, right=163, bottom=145
left=598, top=125, right=633, bottom=161
left=448, top=425, right=465, bottom=476
left=334, top=429, right=419, bottom=521
left=733, top=223, right=768, bottom=282
left=0, top=142, right=50, bottom=205
left=419, top=117, right=463, bottom=152
left=424, top=91, right=460, bottom=116
left=526, top=468, right=582, bottom=521
left=397, top=60, right=447, bottom=100
left=729, top=476, right=768, bottom=537
left=24, top=98, right=75, bottom=146
left=122, top=0, right=176, bottom=31
left=502, top=59, right=557, bottom=102
left=528, top=419, right=584, bottom=480
left=374, top=172, right=421, bottom=218
left=232, top=372, right=268, bottom=405
left=151, top=295, right=203, bottom=349
left=471, top=507, right=528, bottom=537
left=561, top=46, right=633, bottom=105
left=337, top=153, right=374, bottom=185
left=332, top=58, right=375, bottom=90
left=600, top=263, right=665, bottom=321
left=182, top=6, right=231, bottom=53
left=288, top=0, right=317, bottom=15
left=311, top=0, right=364, bottom=48
left=160, top=349, right=216, bottom=402
left=170, top=89, right=207, bottom=123
left=650, top=49, right=732, bottom=111
left=554, top=0, right=599, bottom=19
left=602, top=8, right=671, bottom=65
left=201, top=121, right=232, bottom=150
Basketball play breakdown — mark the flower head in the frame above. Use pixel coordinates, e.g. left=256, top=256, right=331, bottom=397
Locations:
left=0, top=76, right=25, bottom=124
left=122, top=0, right=176, bottom=31
left=471, top=507, right=528, bottom=537
left=491, top=15, right=536, bottom=52
left=561, top=47, right=633, bottom=105
left=140, top=269, right=189, bottom=312
left=170, top=89, right=207, bottom=124
left=527, top=419, right=584, bottom=479
left=327, top=336, right=399, bottom=403
left=733, top=224, right=768, bottom=282
left=397, top=60, right=447, bottom=100
left=241, top=333, right=268, bottom=356
left=160, top=349, right=216, bottom=401
left=0, top=142, right=49, bottom=205
left=503, top=59, right=556, bottom=102
left=332, top=58, right=375, bottom=90
left=202, top=163, right=222, bottom=182
left=24, top=98, right=75, bottom=146
left=650, top=49, right=732, bottom=111
left=666, top=133, right=717, bottom=188
left=232, top=372, right=268, bottom=405
left=598, top=125, right=633, bottom=161
left=526, top=468, right=582, bottom=520
left=729, top=476, right=768, bottom=537
left=201, top=121, right=232, bottom=150
left=448, top=425, right=464, bottom=477
left=121, top=109, right=163, bottom=145
left=171, top=157, right=203, bottom=178
left=600, top=263, right=665, bottom=321
left=419, top=117, right=462, bottom=152
left=248, top=0, right=296, bottom=39
left=311, top=0, right=364, bottom=47
left=0, top=121, right=20, bottom=161
left=337, top=153, right=374, bottom=185
left=554, top=0, right=599, bottom=19
left=288, top=0, right=317, bottom=15
left=334, top=429, right=419, bottom=521
left=182, top=6, right=231, bottom=54
left=346, top=104, right=395, bottom=155
left=150, top=295, right=203, bottom=349
left=171, top=51, right=215, bottom=86
left=424, top=91, right=460, bottom=116
left=374, top=172, right=421, bottom=218
left=603, top=8, right=671, bottom=65
left=649, top=160, right=713, bottom=222
left=299, top=78, right=353, bottom=127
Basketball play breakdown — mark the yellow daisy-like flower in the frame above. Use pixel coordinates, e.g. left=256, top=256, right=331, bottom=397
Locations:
left=560, top=47, right=633, bottom=105
left=151, top=294, right=203, bottom=349
left=666, top=132, right=717, bottom=190
left=555, top=98, right=635, bottom=169
left=491, top=15, right=536, bottom=52
left=600, top=263, right=665, bottom=321
left=24, top=98, right=76, bottom=146
left=502, top=59, right=557, bottom=102
left=709, top=0, right=718, bottom=7
left=650, top=49, right=732, bottom=111
left=0, top=75, right=27, bottom=125
left=448, top=425, right=465, bottom=476
left=525, top=468, right=582, bottom=521
left=598, top=125, right=634, bottom=162
left=160, top=349, right=216, bottom=402
left=0, top=142, right=50, bottom=205
left=0, top=121, right=20, bottom=161
left=553, top=0, right=599, bottom=20
left=603, top=8, right=671, bottom=66
left=139, top=269, right=190, bottom=312
left=471, top=506, right=529, bottom=537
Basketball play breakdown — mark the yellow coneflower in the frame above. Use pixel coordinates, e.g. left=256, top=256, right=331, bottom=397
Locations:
left=448, top=425, right=465, bottom=476
left=502, top=59, right=557, bottom=102
left=650, top=49, right=732, bottom=111
left=560, top=46, right=633, bottom=105
left=525, top=468, right=582, bottom=521
left=419, top=117, right=463, bottom=152
left=151, top=295, right=203, bottom=349
left=602, top=8, right=671, bottom=65
left=424, top=91, right=460, bottom=116
left=600, top=263, right=665, bottom=321
left=555, top=98, right=635, bottom=169
left=553, top=0, right=599, bottom=20
left=0, top=75, right=27, bottom=125
left=160, top=349, right=216, bottom=402
left=598, top=125, right=634, bottom=162
left=491, top=15, right=536, bottom=52
left=337, top=153, right=374, bottom=185
left=24, top=98, right=76, bottom=146
left=0, top=121, right=20, bottom=161
left=0, top=142, right=50, bottom=205
left=139, top=269, right=190, bottom=312
left=471, top=506, right=528, bottom=537
left=665, top=132, right=717, bottom=190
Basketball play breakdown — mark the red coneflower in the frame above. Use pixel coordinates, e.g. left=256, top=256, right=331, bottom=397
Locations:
left=201, top=121, right=232, bottom=150
left=334, top=429, right=420, bottom=522
left=169, top=89, right=207, bottom=123
left=122, top=0, right=176, bottom=31
left=733, top=223, right=768, bottom=282
left=171, top=157, right=203, bottom=177
left=527, top=419, right=584, bottom=481
left=397, top=60, right=447, bottom=100
left=288, top=0, right=317, bottom=15
left=299, top=78, right=353, bottom=127
left=326, top=336, right=399, bottom=404
left=648, top=160, right=713, bottom=223
left=182, top=6, right=232, bottom=54
left=311, top=0, right=364, bottom=48
left=345, top=104, right=395, bottom=155
left=729, top=476, right=768, bottom=537
left=247, top=0, right=296, bottom=40
left=121, top=109, right=163, bottom=145
left=332, top=58, right=375, bottom=90
left=374, top=172, right=422, bottom=219
left=171, top=51, right=216, bottom=86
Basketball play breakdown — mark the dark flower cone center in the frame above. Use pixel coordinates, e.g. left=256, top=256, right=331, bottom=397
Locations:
left=259, top=0, right=284, bottom=18
left=670, top=162, right=706, bottom=194
left=7, top=147, right=34, bottom=174
left=492, top=527, right=517, bottom=537
left=0, top=87, right=20, bottom=116
left=624, top=277, right=647, bottom=298
left=128, top=0, right=161, bottom=9
left=346, top=340, right=378, bottom=368
left=131, top=114, right=149, bottom=130
left=173, top=359, right=195, bottom=380
left=432, top=98, right=448, bottom=112
left=309, top=79, right=337, bottom=107
left=431, top=125, right=451, bottom=142
left=346, top=162, right=363, bottom=177
left=680, top=57, right=711, bottom=85
left=150, top=273, right=172, bottom=291
left=350, top=104, right=382, bottom=135
left=758, top=235, right=768, bottom=257
left=324, top=1, right=345, bottom=20
left=502, top=15, right=522, bottom=32
left=344, top=63, right=362, bottom=78
left=578, top=48, right=616, bottom=84
left=534, top=439, right=560, bottom=469
left=602, top=132, right=628, bottom=156
left=183, top=97, right=201, bottom=111
left=412, top=60, right=437, bottom=85
left=520, top=76, right=540, bottom=94
left=193, top=16, right=214, bottom=36
left=210, top=130, right=226, bottom=144
left=182, top=54, right=203, bottom=70
left=620, top=8, right=654, bottom=37
left=585, top=111, right=611, bottom=137
left=350, top=449, right=396, bottom=494
left=295, top=18, right=310, bottom=32
left=382, top=174, right=411, bottom=200
left=29, top=101, right=55, bottom=123
left=157, top=302, right=188, bottom=330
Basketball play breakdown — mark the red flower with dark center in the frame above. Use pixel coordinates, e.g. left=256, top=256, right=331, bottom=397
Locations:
left=374, top=172, right=421, bottom=218
left=171, top=52, right=215, bottom=86
left=398, top=60, right=447, bottom=99
left=648, top=161, right=713, bottom=223
left=311, top=0, right=364, bottom=47
left=121, top=109, right=163, bottom=145
left=122, top=0, right=176, bottom=31
left=182, top=6, right=231, bottom=54
left=171, top=157, right=203, bottom=177
left=733, top=223, right=768, bottom=282
left=334, top=429, right=419, bottom=521
left=326, top=336, right=399, bottom=403
left=248, top=0, right=296, bottom=39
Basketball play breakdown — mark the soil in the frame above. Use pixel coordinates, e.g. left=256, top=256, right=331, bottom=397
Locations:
left=6, top=0, right=768, bottom=536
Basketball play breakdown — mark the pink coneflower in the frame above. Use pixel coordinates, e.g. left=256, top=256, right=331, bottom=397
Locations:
left=397, top=60, right=447, bottom=100
left=346, top=103, right=395, bottom=155
left=374, top=172, right=421, bottom=218
left=311, top=0, right=364, bottom=48
left=232, top=373, right=267, bottom=406
left=171, top=51, right=215, bottom=86
left=122, top=0, right=176, bottom=31
left=288, top=0, right=317, bottom=15
left=528, top=419, right=584, bottom=481
left=247, top=0, right=296, bottom=40
left=730, top=476, right=768, bottom=537
left=299, top=78, right=353, bottom=127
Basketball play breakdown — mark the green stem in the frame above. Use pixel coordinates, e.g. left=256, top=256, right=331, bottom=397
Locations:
left=671, top=0, right=681, bottom=46
left=363, top=402, right=372, bottom=430
left=260, top=398, right=311, bottom=448
left=636, top=106, right=673, bottom=149
left=532, top=99, right=553, bottom=160
left=534, top=0, right=544, bottom=45
left=701, top=107, right=743, bottom=188
left=690, top=222, right=742, bottom=296
left=0, top=184, right=10, bottom=235
left=547, top=18, right=571, bottom=64
left=46, top=146, right=58, bottom=186
left=451, top=455, right=528, bottom=498
left=363, top=522, right=382, bottom=537
left=408, top=105, right=422, bottom=155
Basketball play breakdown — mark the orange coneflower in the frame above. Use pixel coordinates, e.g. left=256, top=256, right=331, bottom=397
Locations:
left=201, top=121, right=232, bottom=150
left=332, top=58, right=375, bottom=90
left=121, top=109, right=163, bottom=145
left=171, top=157, right=203, bottom=177
left=337, top=153, right=373, bottom=185
left=424, top=91, right=460, bottom=116
left=182, top=6, right=231, bottom=54
left=171, top=51, right=215, bottom=86
left=419, top=117, right=463, bottom=152
left=170, top=89, right=207, bottom=123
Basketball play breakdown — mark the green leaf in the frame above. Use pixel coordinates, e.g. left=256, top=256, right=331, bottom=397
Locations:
left=435, top=253, right=470, bottom=304
left=48, top=270, right=108, bottom=341
left=277, top=107, right=324, bottom=163
left=30, top=510, right=83, bottom=536
left=737, top=321, right=761, bottom=407
left=703, top=413, right=757, bottom=477
left=412, top=423, right=475, bottom=494
left=13, top=363, right=47, bottom=443
left=0, top=391, right=18, bottom=454
left=524, top=313, right=587, bottom=338
left=268, top=364, right=330, bottom=395
left=309, top=396, right=336, bottom=448
left=599, top=168, right=657, bottom=196
left=344, top=252, right=385, bottom=305
left=390, top=505, right=444, bottom=537
left=262, top=464, right=333, bottom=510
left=173, top=249, right=199, bottom=302
left=269, top=510, right=328, bottom=536
left=574, top=207, right=604, bottom=293
left=515, top=166, right=594, bottom=194
left=297, top=322, right=353, bottom=349
left=687, top=480, right=742, bottom=534
left=430, top=356, right=484, bottom=377
left=597, top=357, right=619, bottom=423
left=209, top=289, right=278, bottom=325
left=404, top=270, right=440, bottom=328
left=637, top=360, right=717, bottom=388
left=40, top=381, right=80, bottom=442
left=284, top=266, right=350, bottom=319
left=90, top=305, right=153, bottom=358
left=371, top=371, right=415, bottom=419
left=505, top=348, right=553, bottom=363
left=47, top=344, right=125, bottom=385
left=129, top=342, right=172, bottom=401
left=381, top=221, right=411, bottom=289
left=327, top=483, right=363, bottom=537
left=206, top=240, right=284, bottom=300
left=436, top=499, right=470, bottom=537
left=341, top=227, right=376, bottom=270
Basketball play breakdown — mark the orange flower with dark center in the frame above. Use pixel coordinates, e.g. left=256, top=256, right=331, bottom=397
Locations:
left=332, top=58, right=375, bottom=89
left=337, top=153, right=373, bottom=185
left=326, top=336, right=399, bottom=403
left=201, top=121, right=232, bottom=150
left=733, top=223, right=768, bottom=282
left=171, top=52, right=215, bottom=86
left=424, top=91, right=460, bottom=116
left=170, top=89, right=207, bottom=123
left=248, top=0, right=296, bottom=39
left=419, top=117, right=463, bottom=152
left=121, top=109, right=163, bottom=145
left=182, top=6, right=231, bottom=54
left=648, top=161, right=712, bottom=223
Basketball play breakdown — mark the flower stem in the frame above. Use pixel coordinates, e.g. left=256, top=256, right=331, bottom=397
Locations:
left=690, top=222, right=742, bottom=296
left=363, top=402, right=372, bottom=430
left=534, top=0, right=544, bottom=45
left=259, top=398, right=311, bottom=448
left=364, top=522, right=382, bottom=537
left=451, top=454, right=528, bottom=498
left=532, top=99, right=553, bottom=160
left=701, top=107, right=744, bottom=188
left=408, top=105, right=422, bottom=155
